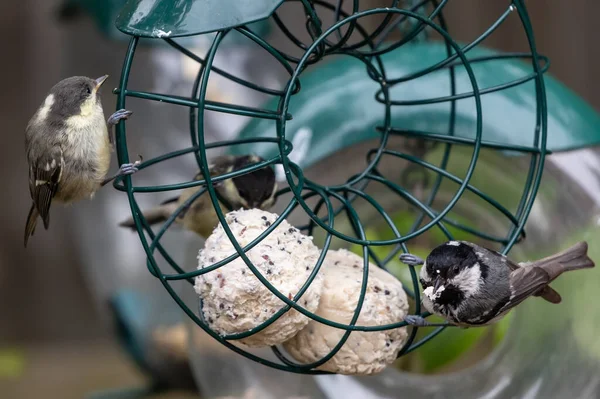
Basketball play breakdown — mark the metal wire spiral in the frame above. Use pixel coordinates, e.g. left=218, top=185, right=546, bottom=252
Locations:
left=111, top=0, right=548, bottom=373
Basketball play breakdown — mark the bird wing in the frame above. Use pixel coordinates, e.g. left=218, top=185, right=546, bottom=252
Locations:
left=502, top=254, right=562, bottom=303
left=499, top=265, right=552, bottom=314
left=189, top=155, right=234, bottom=184
left=188, top=156, right=235, bottom=206
left=503, top=256, right=521, bottom=271
left=175, top=164, right=223, bottom=220
left=29, top=147, right=63, bottom=229
left=206, top=155, right=236, bottom=178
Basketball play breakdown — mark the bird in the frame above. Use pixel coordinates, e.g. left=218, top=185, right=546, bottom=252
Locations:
left=24, top=75, right=140, bottom=247
left=399, top=240, right=595, bottom=327
left=119, top=154, right=278, bottom=237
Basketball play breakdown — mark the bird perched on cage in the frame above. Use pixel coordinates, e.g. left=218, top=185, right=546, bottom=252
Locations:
left=119, top=155, right=277, bottom=237
left=24, top=75, right=140, bottom=247
left=399, top=241, right=595, bottom=327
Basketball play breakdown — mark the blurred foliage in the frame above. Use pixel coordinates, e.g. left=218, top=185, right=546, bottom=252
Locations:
left=552, top=222, right=600, bottom=360
left=0, top=347, right=26, bottom=379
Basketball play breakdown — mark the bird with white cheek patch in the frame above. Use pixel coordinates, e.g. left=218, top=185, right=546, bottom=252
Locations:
left=399, top=240, right=595, bottom=328
left=24, top=75, right=141, bottom=247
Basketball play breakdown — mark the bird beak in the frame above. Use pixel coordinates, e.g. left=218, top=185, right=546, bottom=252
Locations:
left=433, top=276, right=443, bottom=294
left=94, top=75, right=109, bottom=90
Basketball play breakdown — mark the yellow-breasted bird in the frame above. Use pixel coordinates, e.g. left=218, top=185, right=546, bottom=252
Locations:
left=24, top=75, right=140, bottom=247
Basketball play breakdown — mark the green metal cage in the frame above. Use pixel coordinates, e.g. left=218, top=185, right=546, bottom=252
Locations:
left=109, top=0, right=553, bottom=374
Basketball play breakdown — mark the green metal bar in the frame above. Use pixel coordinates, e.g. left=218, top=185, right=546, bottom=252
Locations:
left=404, top=0, right=456, bottom=261
left=377, top=53, right=549, bottom=104
left=341, top=0, right=419, bottom=50
left=146, top=187, right=208, bottom=280
left=296, top=172, right=455, bottom=245
left=130, top=155, right=283, bottom=193
left=375, top=149, right=522, bottom=228
left=356, top=0, right=450, bottom=58
left=340, top=185, right=416, bottom=299
left=380, top=69, right=548, bottom=106
left=387, top=4, right=516, bottom=85
left=114, top=89, right=291, bottom=120
left=321, top=0, right=359, bottom=52
left=403, top=326, right=447, bottom=355
left=280, top=8, right=482, bottom=247
left=164, top=37, right=294, bottom=96
left=130, top=200, right=187, bottom=280
left=235, top=26, right=300, bottom=78
left=397, top=262, right=424, bottom=356
left=379, top=128, right=547, bottom=154
left=503, top=0, right=548, bottom=254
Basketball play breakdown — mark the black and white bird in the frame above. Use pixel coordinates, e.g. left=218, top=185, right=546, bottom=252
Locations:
left=119, top=155, right=277, bottom=238
left=400, top=240, right=595, bottom=327
left=24, top=75, right=139, bottom=247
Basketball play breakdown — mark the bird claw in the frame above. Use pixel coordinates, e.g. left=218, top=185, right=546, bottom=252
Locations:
left=399, top=253, right=425, bottom=266
left=118, top=163, right=138, bottom=175
left=107, top=109, right=133, bottom=126
left=404, top=315, right=430, bottom=327
left=100, top=156, right=143, bottom=187
left=404, top=315, right=452, bottom=328
left=118, top=155, right=143, bottom=175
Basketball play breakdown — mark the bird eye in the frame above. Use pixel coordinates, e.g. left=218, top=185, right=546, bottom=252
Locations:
left=452, top=265, right=460, bottom=274
left=86, top=87, right=91, bottom=95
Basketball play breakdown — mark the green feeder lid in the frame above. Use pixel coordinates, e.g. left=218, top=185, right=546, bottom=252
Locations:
left=61, top=0, right=271, bottom=44
left=231, top=42, right=600, bottom=167
left=116, top=0, right=284, bottom=38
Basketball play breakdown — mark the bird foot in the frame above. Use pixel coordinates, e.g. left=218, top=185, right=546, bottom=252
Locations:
left=101, top=155, right=143, bottom=187
left=107, top=109, right=133, bottom=145
left=399, top=253, right=425, bottom=266
left=404, top=315, right=449, bottom=327
left=404, top=315, right=430, bottom=327
left=107, top=109, right=133, bottom=126
left=118, top=159, right=142, bottom=176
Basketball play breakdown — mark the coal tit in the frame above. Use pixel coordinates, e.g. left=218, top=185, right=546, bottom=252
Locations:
left=119, top=155, right=277, bottom=238
left=24, top=75, right=139, bottom=247
left=400, top=240, right=595, bottom=327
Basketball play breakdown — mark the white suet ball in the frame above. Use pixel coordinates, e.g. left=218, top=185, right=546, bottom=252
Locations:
left=283, top=249, right=409, bottom=374
left=194, top=209, right=323, bottom=347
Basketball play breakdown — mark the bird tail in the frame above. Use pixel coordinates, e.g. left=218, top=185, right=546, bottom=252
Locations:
left=532, top=241, right=595, bottom=280
left=24, top=204, right=39, bottom=247
left=119, top=198, right=178, bottom=230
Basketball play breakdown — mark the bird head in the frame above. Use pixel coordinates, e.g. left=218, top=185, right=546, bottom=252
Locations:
left=420, top=241, right=486, bottom=307
left=48, top=75, right=108, bottom=120
left=228, top=155, right=278, bottom=210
